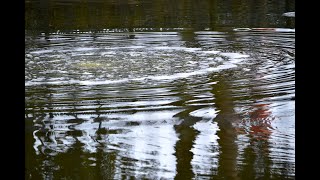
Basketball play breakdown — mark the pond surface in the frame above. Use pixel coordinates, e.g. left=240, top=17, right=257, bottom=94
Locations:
left=25, top=0, right=295, bottom=179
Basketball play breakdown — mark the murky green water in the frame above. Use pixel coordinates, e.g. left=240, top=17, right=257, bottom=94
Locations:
left=25, top=0, right=295, bottom=179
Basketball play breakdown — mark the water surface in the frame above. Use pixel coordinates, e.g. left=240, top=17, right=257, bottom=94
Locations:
left=25, top=0, right=295, bottom=179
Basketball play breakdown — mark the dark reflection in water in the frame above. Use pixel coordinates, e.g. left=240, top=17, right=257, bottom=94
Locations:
left=26, top=0, right=295, bottom=33
left=26, top=0, right=294, bottom=179
left=210, top=75, right=239, bottom=179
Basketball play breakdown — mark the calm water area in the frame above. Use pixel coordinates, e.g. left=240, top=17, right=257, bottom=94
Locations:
left=25, top=0, right=295, bottom=179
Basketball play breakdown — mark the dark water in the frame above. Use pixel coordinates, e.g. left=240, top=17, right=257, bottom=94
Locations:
left=25, top=0, right=295, bottom=179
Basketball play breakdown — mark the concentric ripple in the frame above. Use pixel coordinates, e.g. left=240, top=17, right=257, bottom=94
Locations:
left=26, top=30, right=294, bottom=179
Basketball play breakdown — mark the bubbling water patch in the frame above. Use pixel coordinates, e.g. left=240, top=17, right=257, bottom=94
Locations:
left=25, top=44, right=250, bottom=87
